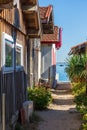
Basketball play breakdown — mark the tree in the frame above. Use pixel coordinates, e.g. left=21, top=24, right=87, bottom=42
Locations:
left=65, top=54, right=87, bottom=94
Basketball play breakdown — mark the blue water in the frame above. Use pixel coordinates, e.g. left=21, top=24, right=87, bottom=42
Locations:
left=56, top=62, right=70, bottom=82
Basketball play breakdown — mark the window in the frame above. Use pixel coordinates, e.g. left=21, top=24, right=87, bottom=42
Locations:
left=2, top=32, right=14, bottom=72
left=5, top=40, right=13, bottom=67
left=2, top=33, right=23, bottom=72
left=16, top=43, right=23, bottom=69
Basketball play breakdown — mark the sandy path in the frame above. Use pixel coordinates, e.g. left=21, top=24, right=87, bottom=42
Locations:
left=35, top=89, right=81, bottom=130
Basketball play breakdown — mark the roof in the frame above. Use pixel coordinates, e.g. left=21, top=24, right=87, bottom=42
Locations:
left=41, top=26, right=62, bottom=50
left=39, top=5, right=52, bottom=23
left=71, top=42, right=87, bottom=50
left=41, top=26, right=59, bottom=43
left=69, top=41, right=87, bottom=55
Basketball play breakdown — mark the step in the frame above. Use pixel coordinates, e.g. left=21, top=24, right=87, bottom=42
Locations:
left=56, top=82, right=72, bottom=90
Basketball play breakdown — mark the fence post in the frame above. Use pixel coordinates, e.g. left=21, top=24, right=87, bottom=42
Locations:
left=2, top=93, right=5, bottom=130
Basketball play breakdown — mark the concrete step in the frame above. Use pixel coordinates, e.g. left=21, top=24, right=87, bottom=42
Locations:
left=56, top=82, right=72, bottom=90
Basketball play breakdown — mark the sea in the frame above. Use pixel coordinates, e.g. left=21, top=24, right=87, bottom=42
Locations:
left=56, top=62, right=70, bottom=82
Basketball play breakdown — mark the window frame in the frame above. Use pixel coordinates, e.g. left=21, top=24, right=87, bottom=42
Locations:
left=16, top=43, right=23, bottom=70
left=2, top=32, right=14, bottom=73
left=1, top=32, right=24, bottom=73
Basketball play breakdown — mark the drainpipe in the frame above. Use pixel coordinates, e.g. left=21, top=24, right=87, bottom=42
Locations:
left=12, top=28, right=17, bottom=114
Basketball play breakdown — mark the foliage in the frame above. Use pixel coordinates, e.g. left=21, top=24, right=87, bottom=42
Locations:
left=83, top=114, right=87, bottom=121
left=15, top=123, right=24, bottom=130
left=82, top=114, right=87, bottom=130
left=72, top=82, right=86, bottom=96
left=65, top=54, right=87, bottom=82
left=75, top=93, right=87, bottom=114
left=66, top=54, right=87, bottom=129
left=82, top=123, right=87, bottom=130
left=27, top=87, right=52, bottom=110
left=71, top=82, right=87, bottom=129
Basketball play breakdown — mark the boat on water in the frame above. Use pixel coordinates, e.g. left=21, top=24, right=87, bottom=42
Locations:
left=59, top=64, right=64, bottom=67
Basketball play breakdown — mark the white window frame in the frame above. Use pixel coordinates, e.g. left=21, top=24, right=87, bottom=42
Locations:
left=16, top=43, right=23, bottom=70
left=1, top=32, right=14, bottom=73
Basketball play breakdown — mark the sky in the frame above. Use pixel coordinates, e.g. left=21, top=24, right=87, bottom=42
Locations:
left=39, top=0, right=87, bottom=62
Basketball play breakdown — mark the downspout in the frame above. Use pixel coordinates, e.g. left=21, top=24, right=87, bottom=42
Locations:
left=12, top=5, right=19, bottom=114
left=26, top=36, right=30, bottom=87
left=12, top=28, right=17, bottom=114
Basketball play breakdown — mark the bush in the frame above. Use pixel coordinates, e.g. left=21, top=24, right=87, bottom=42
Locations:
left=27, top=87, right=52, bottom=110
left=83, top=114, right=87, bottom=121
left=15, top=123, right=24, bottom=130
left=75, top=93, right=87, bottom=108
left=72, top=82, right=86, bottom=96
left=82, top=123, right=87, bottom=130
left=72, top=82, right=87, bottom=129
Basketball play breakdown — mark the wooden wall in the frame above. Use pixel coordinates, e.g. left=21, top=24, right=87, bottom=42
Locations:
left=0, top=2, right=27, bottom=126
left=0, top=8, right=26, bottom=34
left=0, top=71, right=27, bottom=124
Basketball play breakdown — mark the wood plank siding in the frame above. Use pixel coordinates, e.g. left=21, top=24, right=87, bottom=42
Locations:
left=0, top=8, right=26, bottom=34
left=0, top=71, right=27, bottom=124
left=0, top=1, right=27, bottom=127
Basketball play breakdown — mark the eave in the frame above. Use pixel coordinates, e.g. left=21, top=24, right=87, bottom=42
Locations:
left=0, top=0, right=37, bottom=9
left=21, top=0, right=37, bottom=6
left=39, top=5, right=54, bottom=34
left=41, top=26, right=62, bottom=50
left=0, top=0, right=12, bottom=4
left=42, top=23, right=54, bottom=34
left=0, top=0, right=13, bottom=9
left=69, top=42, right=87, bottom=55
left=22, top=0, right=42, bottom=38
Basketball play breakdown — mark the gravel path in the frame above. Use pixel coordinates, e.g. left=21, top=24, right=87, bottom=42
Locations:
left=35, top=88, right=81, bottom=130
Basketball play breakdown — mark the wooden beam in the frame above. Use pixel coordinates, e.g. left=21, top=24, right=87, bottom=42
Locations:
left=22, top=5, right=37, bottom=11
left=21, top=0, right=37, bottom=6
left=0, top=0, right=12, bottom=4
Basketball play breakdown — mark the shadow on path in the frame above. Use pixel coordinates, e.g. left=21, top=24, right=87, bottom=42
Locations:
left=36, top=85, right=82, bottom=130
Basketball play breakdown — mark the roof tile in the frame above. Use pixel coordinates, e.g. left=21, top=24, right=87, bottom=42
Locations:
left=41, top=26, right=59, bottom=43
left=39, top=5, right=52, bottom=21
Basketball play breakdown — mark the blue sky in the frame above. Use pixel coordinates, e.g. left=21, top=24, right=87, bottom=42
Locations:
left=39, top=0, right=87, bottom=62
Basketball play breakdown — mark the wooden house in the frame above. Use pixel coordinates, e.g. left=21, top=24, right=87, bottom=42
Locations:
left=39, top=5, right=62, bottom=87
left=22, top=0, right=42, bottom=87
left=0, top=1, right=61, bottom=129
left=69, top=42, right=87, bottom=55
left=0, top=0, right=42, bottom=129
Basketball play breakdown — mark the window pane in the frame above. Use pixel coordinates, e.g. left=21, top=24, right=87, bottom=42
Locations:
left=16, top=47, right=21, bottom=66
left=5, top=43, right=13, bottom=67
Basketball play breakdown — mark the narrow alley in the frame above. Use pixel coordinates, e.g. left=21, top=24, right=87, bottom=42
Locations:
left=35, top=83, right=81, bottom=130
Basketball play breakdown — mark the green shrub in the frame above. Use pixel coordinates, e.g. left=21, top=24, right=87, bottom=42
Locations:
left=82, top=123, right=87, bottom=130
left=83, top=114, right=87, bottom=121
left=27, top=87, right=52, bottom=110
left=72, top=82, right=86, bottom=96
left=72, top=82, right=87, bottom=129
left=15, top=123, right=24, bottom=130
left=75, top=93, right=87, bottom=107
